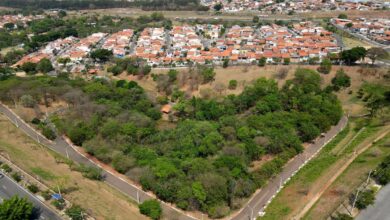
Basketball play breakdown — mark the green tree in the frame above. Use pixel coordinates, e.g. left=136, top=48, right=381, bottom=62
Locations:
left=341, top=47, right=367, bottom=65
left=90, top=49, right=113, bottom=62
left=199, top=66, right=216, bottom=84
left=355, top=190, right=375, bottom=210
left=253, top=16, right=259, bottom=23
left=258, top=57, right=267, bottom=67
left=331, top=69, right=351, bottom=91
left=20, top=62, right=37, bottom=75
left=37, top=58, right=54, bottom=73
left=228, top=80, right=238, bottom=90
left=338, top=13, right=348, bottom=19
left=192, top=181, right=206, bottom=203
left=0, top=196, right=33, bottom=220
left=317, top=58, right=332, bottom=74
left=139, top=200, right=162, bottom=220
left=283, top=58, right=290, bottom=65
left=214, top=3, right=223, bottom=11
left=223, top=58, right=229, bottom=68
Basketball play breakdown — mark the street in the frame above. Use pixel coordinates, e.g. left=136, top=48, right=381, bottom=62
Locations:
left=0, top=172, right=62, bottom=220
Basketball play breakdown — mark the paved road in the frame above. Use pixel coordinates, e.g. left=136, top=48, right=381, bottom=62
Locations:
left=356, top=184, right=390, bottom=220
left=231, top=116, right=348, bottom=220
left=0, top=104, right=196, bottom=220
left=0, top=172, right=61, bottom=220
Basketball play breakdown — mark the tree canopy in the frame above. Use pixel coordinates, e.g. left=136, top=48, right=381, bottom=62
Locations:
left=0, top=196, right=33, bottom=220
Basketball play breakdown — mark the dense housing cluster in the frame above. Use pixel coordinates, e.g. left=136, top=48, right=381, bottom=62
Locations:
left=14, top=21, right=341, bottom=71
left=332, top=18, right=390, bottom=45
left=202, top=0, right=389, bottom=13
left=0, top=14, right=44, bottom=29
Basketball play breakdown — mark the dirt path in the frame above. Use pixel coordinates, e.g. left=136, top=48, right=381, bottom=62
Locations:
left=294, top=125, right=390, bottom=219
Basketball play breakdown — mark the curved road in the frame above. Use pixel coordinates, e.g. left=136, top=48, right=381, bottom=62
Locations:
left=0, top=103, right=347, bottom=220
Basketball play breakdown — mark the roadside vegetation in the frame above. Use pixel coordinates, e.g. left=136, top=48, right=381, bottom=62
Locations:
left=0, top=115, right=146, bottom=219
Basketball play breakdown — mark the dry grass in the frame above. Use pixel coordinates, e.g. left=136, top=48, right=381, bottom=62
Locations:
left=343, top=36, right=373, bottom=49
left=0, top=115, right=146, bottom=220
left=115, top=64, right=385, bottom=117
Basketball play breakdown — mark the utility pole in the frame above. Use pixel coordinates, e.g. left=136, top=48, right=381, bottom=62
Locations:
left=351, top=188, right=361, bottom=213
left=66, top=148, right=69, bottom=159
left=137, top=190, right=140, bottom=204
left=37, top=134, right=40, bottom=143
left=366, top=170, right=372, bottom=185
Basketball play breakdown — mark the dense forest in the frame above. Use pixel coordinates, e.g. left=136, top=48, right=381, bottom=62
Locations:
left=0, top=68, right=343, bottom=217
left=0, top=0, right=206, bottom=11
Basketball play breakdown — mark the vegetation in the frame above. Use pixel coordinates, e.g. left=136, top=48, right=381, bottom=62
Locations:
left=374, top=154, right=390, bottom=185
left=0, top=67, right=343, bottom=217
left=354, top=189, right=376, bottom=210
left=0, top=196, right=33, bottom=220
left=331, top=69, right=351, bottom=91
left=318, top=58, right=332, bottom=74
left=0, top=0, right=206, bottom=11
left=139, top=200, right=162, bottom=220
left=27, top=184, right=40, bottom=193
left=340, top=47, right=367, bottom=65
left=65, top=205, right=86, bottom=220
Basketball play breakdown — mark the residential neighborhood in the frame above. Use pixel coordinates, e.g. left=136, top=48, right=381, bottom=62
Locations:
left=202, top=0, right=390, bottom=13
left=14, top=21, right=343, bottom=72
left=332, top=17, right=390, bottom=45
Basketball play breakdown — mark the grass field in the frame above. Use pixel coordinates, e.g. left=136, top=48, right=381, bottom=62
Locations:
left=304, top=133, right=390, bottom=220
left=343, top=36, right=373, bottom=49
left=258, top=122, right=387, bottom=220
left=0, top=115, right=146, bottom=220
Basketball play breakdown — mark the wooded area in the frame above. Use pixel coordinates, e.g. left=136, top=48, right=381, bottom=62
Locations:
left=0, top=68, right=343, bottom=217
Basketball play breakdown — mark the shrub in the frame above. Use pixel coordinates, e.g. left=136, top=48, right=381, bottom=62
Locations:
left=41, top=190, right=52, bottom=201
left=51, top=199, right=66, bottom=210
left=1, top=164, right=12, bottom=173
left=76, top=165, right=103, bottom=181
left=228, top=80, right=238, bottom=90
left=11, top=172, right=22, bottom=182
left=139, top=199, right=162, bottom=220
left=31, top=118, right=41, bottom=125
left=42, top=126, right=57, bottom=140
left=27, top=184, right=40, bottom=193
left=65, top=205, right=85, bottom=220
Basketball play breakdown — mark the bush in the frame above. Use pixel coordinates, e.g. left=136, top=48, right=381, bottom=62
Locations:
left=65, top=205, right=85, bottom=220
left=76, top=165, right=103, bottom=180
left=31, top=118, right=41, bottom=125
left=1, top=164, right=12, bottom=173
left=41, top=190, right=52, bottom=201
left=228, top=80, right=238, bottom=90
left=51, top=199, right=66, bottom=210
left=42, top=126, right=57, bottom=140
left=11, top=172, right=22, bottom=182
left=139, top=199, right=162, bottom=220
left=258, top=57, right=266, bottom=67
left=20, top=95, right=36, bottom=108
left=27, top=184, right=39, bottom=193
left=317, top=58, right=332, bottom=74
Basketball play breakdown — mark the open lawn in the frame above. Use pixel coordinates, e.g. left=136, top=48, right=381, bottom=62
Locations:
left=0, top=114, right=146, bottom=220
left=304, top=133, right=390, bottom=220
left=258, top=122, right=389, bottom=220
